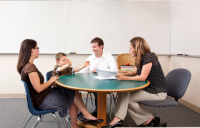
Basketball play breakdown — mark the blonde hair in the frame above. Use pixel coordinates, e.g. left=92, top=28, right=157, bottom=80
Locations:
left=130, top=37, right=157, bottom=68
left=55, top=52, right=66, bottom=63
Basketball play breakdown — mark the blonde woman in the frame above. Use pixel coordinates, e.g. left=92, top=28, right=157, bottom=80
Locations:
left=102, top=37, right=167, bottom=128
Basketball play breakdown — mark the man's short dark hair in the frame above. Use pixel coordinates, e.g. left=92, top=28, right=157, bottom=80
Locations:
left=91, top=37, right=104, bottom=49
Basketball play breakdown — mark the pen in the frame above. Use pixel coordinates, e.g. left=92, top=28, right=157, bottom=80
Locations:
left=177, top=54, right=188, bottom=56
left=70, top=52, right=77, bottom=54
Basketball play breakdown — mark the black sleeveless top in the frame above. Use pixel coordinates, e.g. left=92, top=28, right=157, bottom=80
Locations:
left=137, top=52, right=167, bottom=94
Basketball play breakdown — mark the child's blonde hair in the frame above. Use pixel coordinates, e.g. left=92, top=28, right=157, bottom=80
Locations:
left=55, top=52, right=66, bottom=63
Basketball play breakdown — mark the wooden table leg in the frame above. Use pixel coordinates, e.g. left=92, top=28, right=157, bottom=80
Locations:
left=97, top=92, right=107, bottom=128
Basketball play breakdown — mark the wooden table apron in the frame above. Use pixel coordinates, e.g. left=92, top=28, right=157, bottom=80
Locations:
left=55, top=73, right=150, bottom=128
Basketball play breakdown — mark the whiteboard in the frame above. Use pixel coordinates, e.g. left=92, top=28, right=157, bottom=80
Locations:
left=65, top=1, right=171, bottom=54
left=0, top=1, right=171, bottom=54
left=0, top=1, right=65, bottom=53
left=171, top=1, right=200, bottom=56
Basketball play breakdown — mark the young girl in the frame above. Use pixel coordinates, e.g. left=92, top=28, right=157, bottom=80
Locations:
left=17, top=39, right=103, bottom=128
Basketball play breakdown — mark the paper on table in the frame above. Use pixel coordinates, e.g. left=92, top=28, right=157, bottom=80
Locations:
left=93, top=69, right=117, bottom=80
left=93, top=76, right=117, bottom=80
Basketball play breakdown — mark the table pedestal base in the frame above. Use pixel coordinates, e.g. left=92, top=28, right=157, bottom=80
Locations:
left=77, top=92, right=107, bottom=128
left=77, top=121, right=97, bottom=128
left=97, top=92, right=107, bottom=128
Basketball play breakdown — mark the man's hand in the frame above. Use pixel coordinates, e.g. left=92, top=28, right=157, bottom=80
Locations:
left=84, top=61, right=90, bottom=68
left=92, top=68, right=97, bottom=73
left=67, top=58, right=72, bottom=66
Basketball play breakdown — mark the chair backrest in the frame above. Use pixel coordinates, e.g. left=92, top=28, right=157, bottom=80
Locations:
left=21, top=80, right=37, bottom=114
left=22, top=80, right=55, bottom=116
left=166, top=68, right=191, bottom=100
left=116, top=53, right=135, bottom=69
left=46, top=70, right=53, bottom=81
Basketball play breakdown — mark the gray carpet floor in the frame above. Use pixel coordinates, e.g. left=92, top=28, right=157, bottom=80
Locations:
left=0, top=98, right=200, bottom=128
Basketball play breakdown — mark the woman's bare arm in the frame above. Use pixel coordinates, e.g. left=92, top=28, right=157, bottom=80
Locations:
left=121, top=67, right=138, bottom=76
left=29, top=72, right=58, bottom=93
left=116, top=63, right=152, bottom=81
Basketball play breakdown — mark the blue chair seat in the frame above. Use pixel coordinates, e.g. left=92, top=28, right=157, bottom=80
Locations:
left=31, top=108, right=56, bottom=116
left=140, top=97, right=179, bottom=107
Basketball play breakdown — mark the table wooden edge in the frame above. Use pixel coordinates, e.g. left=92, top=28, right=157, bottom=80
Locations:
left=55, top=80, right=150, bottom=92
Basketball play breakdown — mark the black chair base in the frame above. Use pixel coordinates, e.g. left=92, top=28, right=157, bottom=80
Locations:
left=160, top=122, right=167, bottom=127
left=153, top=117, right=167, bottom=127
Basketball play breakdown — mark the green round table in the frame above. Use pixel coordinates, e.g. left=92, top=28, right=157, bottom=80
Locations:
left=56, top=73, right=150, bottom=128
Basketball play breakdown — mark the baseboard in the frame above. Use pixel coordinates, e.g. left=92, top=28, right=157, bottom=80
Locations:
left=178, top=98, right=200, bottom=114
left=0, top=94, right=26, bottom=98
left=0, top=92, right=117, bottom=98
left=167, top=96, right=200, bottom=114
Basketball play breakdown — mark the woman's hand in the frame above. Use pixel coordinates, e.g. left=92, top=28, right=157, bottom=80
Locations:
left=49, top=76, right=58, bottom=83
left=84, top=61, right=90, bottom=68
left=51, top=82, right=57, bottom=87
left=67, top=58, right=72, bottom=66
left=92, top=68, right=97, bottom=73
left=116, top=73, right=125, bottom=81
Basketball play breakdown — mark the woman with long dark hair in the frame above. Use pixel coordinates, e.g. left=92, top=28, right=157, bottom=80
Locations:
left=17, top=39, right=104, bottom=128
left=102, top=37, right=167, bottom=128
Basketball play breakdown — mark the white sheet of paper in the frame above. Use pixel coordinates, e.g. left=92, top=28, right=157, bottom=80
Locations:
left=93, top=76, right=117, bottom=80
left=96, top=69, right=117, bottom=77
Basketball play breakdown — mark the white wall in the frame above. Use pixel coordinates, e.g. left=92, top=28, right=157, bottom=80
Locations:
left=0, top=1, right=171, bottom=55
left=0, top=54, right=169, bottom=94
left=0, top=54, right=88, bottom=94
left=1, top=54, right=200, bottom=109
left=169, top=56, right=200, bottom=107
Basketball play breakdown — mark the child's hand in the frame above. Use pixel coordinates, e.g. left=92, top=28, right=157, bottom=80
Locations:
left=67, top=58, right=72, bottom=66
left=84, top=61, right=90, bottom=68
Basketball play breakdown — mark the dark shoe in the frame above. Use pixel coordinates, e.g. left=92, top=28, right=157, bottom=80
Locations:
left=91, top=111, right=97, bottom=117
left=137, top=117, right=156, bottom=127
left=101, top=120, right=123, bottom=128
left=83, top=118, right=104, bottom=124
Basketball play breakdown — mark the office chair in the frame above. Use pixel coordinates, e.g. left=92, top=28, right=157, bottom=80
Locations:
left=22, top=80, right=67, bottom=128
left=139, top=68, right=191, bottom=127
left=46, top=70, right=53, bottom=81
left=116, top=53, right=135, bottom=71
left=85, top=92, right=116, bottom=119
